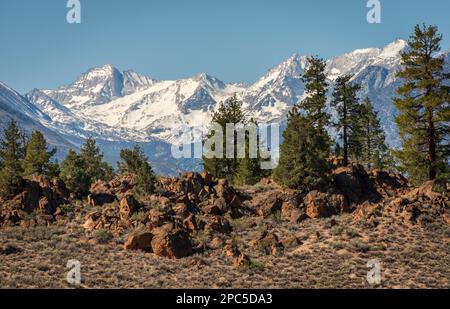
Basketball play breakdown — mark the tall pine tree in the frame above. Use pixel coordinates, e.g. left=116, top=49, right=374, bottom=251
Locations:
left=203, top=94, right=246, bottom=180
left=394, top=24, right=449, bottom=184
left=0, top=120, right=25, bottom=199
left=331, top=75, right=362, bottom=166
left=233, top=119, right=267, bottom=185
left=300, top=56, right=330, bottom=130
left=359, top=97, right=388, bottom=170
left=274, top=56, right=332, bottom=190
left=22, top=131, right=59, bottom=178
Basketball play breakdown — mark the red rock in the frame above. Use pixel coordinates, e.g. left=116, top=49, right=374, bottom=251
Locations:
left=151, top=227, right=193, bottom=259
left=124, top=232, right=154, bottom=252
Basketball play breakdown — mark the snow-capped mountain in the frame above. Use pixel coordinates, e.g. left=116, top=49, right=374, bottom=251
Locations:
left=41, top=64, right=156, bottom=109
left=0, top=82, right=75, bottom=155
left=2, top=39, right=448, bottom=175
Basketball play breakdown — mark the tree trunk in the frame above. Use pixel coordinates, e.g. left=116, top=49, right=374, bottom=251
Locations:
left=428, top=107, right=437, bottom=180
left=343, top=103, right=348, bottom=167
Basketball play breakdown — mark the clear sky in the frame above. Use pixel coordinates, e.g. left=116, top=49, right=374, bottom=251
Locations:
left=1, top=0, right=449, bottom=93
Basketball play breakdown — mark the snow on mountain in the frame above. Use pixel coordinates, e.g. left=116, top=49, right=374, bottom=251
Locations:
left=41, top=64, right=156, bottom=109
left=14, top=39, right=449, bottom=174
left=0, top=82, right=51, bottom=123
left=0, top=82, right=76, bottom=157
left=242, top=54, right=308, bottom=122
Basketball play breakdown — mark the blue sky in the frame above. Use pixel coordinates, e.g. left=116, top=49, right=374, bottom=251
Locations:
left=1, top=0, right=449, bottom=93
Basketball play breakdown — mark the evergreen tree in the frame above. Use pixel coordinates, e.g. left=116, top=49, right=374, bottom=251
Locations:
left=394, top=24, right=450, bottom=184
left=60, top=150, right=90, bottom=195
left=118, top=144, right=156, bottom=196
left=359, top=97, right=388, bottom=170
left=0, top=120, right=25, bottom=199
left=331, top=75, right=362, bottom=166
left=273, top=106, right=332, bottom=190
left=274, top=55, right=333, bottom=190
left=22, top=130, right=59, bottom=177
left=300, top=56, right=330, bottom=130
left=79, top=137, right=114, bottom=182
left=203, top=94, right=246, bottom=180
left=233, top=119, right=267, bottom=185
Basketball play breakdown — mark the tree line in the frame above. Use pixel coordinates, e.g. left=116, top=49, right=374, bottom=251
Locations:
left=0, top=122, right=156, bottom=199
left=0, top=25, right=447, bottom=199
left=203, top=24, right=449, bottom=188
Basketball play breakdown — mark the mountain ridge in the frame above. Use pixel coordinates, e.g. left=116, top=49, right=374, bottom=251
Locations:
left=1, top=39, right=449, bottom=175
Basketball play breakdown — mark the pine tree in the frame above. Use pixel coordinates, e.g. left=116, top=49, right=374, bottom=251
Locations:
left=118, top=144, right=156, bottom=196
left=273, top=106, right=332, bottom=190
left=22, top=130, right=59, bottom=177
left=300, top=56, right=330, bottom=130
left=203, top=94, right=246, bottom=180
left=60, top=150, right=90, bottom=195
left=233, top=119, right=266, bottom=185
left=359, top=97, right=388, bottom=170
left=79, top=137, right=114, bottom=182
left=394, top=24, right=450, bottom=184
left=274, top=55, right=333, bottom=190
left=331, top=75, right=362, bottom=166
left=0, top=120, right=25, bottom=199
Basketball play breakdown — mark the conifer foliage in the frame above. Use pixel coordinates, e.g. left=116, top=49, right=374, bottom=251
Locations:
left=359, top=97, right=388, bottom=170
left=22, top=130, right=59, bottom=178
left=0, top=120, right=25, bottom=199
left=60, top=137, right=114, bottom=195
left=80, top=137, right=114, bottom=182
left=118, top=144, right=156, bottom=196
left=203, top=94, right=246, bottom=180
left=274, top=57, right=332, bottom=190
left=331, top=75, right=362, bottom=166
left=60, top=149, right=90, bottom=194
left=394, top=24, right=450, bottom=184
left=300, top=56, right=330, bottom=130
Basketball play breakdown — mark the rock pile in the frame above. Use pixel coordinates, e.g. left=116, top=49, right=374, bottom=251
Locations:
left=0, top=175, right=68, bottom=227
left=82, top=172, right=250, bottom=259
left=353, top=180, right=449, bottom=226
left=87, top=173, right=136, bottom=207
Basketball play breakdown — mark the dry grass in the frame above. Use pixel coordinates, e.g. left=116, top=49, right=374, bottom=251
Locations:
left=1, top=209, right=449, bottom=289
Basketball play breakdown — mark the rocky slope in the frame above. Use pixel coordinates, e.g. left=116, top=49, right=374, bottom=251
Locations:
left=0, top=167, right=448, bottom=288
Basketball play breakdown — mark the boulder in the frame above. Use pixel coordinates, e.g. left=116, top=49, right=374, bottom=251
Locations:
left=352, top=201, right=380, bottom=223
left=256, top=195, right=283, bottom=217
left=213, top=197, right=228, bottom=214
left=151, top=227, right=193, bottom=259
left=87, top=193, right=116, bottom=207
left=147, top=208, right=173, bottom=229
left=119, top=195, right=140, bottom=219
left=124, top=232, right=154, bottom=252
left=333, top=165, right=380, bottom=205
left=304, top=191, right=337, bottom=219
left=90, top=180, right=112, bottom=195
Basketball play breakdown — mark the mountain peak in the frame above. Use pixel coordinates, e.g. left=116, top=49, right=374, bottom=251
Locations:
left=192, top=73, right=225, bottom=89
left=379, top=39, right=407, bottom=58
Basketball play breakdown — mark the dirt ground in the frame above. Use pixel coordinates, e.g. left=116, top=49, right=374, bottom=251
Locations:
left=1, top=208, right=449, bottom=289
